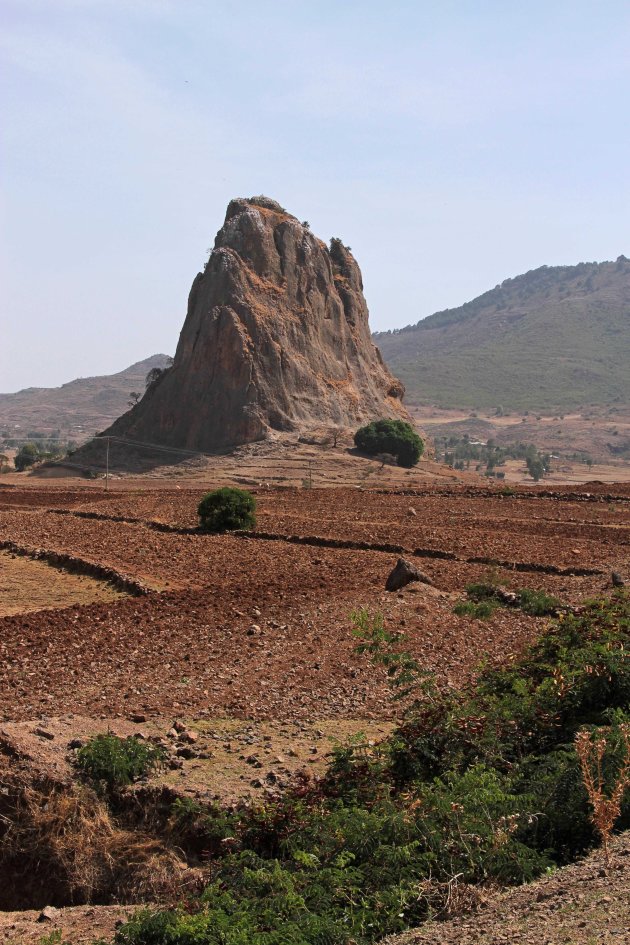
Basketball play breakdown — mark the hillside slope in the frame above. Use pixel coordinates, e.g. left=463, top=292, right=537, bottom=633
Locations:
left=0, top=355, right=171, bottom=436
left=375, top=258, right=630, bottom=410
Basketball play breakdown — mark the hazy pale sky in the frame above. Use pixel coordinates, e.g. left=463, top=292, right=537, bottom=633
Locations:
left=2, top=0, right=629, bottom=392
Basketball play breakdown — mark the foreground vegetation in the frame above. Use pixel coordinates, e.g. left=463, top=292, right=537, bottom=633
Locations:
left=108, top=592, right=629, bottom=945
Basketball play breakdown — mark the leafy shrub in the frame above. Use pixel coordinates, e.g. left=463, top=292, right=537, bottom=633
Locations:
left=354, top=419, right=424, bottom=468
left=14, top=443, right=40, bottom=471
left=75, top=734, right=165, bottom=791
left=197, top=487, right=256, bottom=533
left=517, top=588, right=561, bottom=616
left=114, top=593, right=630, bottom=945
left=458, top=583, right=561, bottom=617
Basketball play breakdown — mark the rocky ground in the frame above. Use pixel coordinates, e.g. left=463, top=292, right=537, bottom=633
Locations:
left=384, top=833, right=630, bottom=945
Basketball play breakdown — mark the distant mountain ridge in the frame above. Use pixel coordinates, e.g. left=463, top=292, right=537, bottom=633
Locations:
left=375, top=257, right=630, bottom=410
left=0, top=355, right=171, bottom=435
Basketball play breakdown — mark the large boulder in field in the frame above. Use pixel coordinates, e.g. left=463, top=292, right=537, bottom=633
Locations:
left=101, top=196, right=409, bottom=452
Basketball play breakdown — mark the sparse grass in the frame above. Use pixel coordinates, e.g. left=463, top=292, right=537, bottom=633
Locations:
left=453, top=599, right=499, bottom=619
left=455, top=583, right=562, bottom=618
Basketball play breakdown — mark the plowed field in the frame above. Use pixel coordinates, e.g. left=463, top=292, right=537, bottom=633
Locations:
left=0, top=483, right=627, bottom=725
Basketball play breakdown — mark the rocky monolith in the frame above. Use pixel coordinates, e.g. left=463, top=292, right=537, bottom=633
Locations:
left=102, top=196, right=409, bottom=452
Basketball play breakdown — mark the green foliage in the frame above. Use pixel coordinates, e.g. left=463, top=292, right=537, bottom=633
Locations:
left=114, top=594, right=630, bottom=945
left=453, top=599, right=499, bottom=619
left=517, top=588, right=562, bottom=616
left=75, top=734, right=165, bottom=791
left=438, top=435, right=550, bottom=480
left=354, top=419, right=424, bottom=468
left=197, top=487, right=256, bottom=533
left=455, top=583, right=562, bottom=618
left=14, top=442, right=40, bottom=471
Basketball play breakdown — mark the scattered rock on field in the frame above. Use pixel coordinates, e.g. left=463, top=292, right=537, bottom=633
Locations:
left=385, top=557, right=432, bottom=592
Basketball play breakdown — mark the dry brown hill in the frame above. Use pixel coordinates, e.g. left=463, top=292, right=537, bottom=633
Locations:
left=0, top=355, right=170, bottom=438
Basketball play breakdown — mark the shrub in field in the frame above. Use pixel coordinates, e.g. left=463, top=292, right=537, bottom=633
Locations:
left=453, top=599, right=499, bottom=620
left=354, top=419, right=424, bottom=468
left=455, top=583, right=562, bottom=619
left=197, top=487, right=256, bottom=533
left=76, top=734, right=165, bottom=791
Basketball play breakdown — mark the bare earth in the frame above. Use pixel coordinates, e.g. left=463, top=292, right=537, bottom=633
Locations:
left=0, top=466, right=628, bottom=942
left=0, top=550, right=126, bottom=616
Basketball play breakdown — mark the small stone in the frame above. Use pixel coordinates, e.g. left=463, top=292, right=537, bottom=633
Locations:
left=182, top=730, right=198, bottom=743
left=252, top=608, right=261, bottom=617
left=611, top=571, right=625, bottom=587
left=34, top=728, right=55, bottom=741
left=130, top=713, right=146, bottom=723
left=173, top=720, right=186, bottom=733
left=176, top=746, right=196, bottom=759
left=37, top=906, right=59, bottom=922
left=407, top=507, right=417, bottom=517
left=68, top=738, right=83, bottom=750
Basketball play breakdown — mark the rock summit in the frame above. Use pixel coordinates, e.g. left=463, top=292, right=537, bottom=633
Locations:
left=105, top=196, right=408, bottom=452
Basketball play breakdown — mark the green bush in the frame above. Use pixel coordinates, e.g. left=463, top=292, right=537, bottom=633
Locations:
left=517, top=588, right=562, bottom=616
left=354, top=419, right=424, bottom=468
left=114, top=593, right=630, bottom=945
left=75, top=734, right=165, bottom=791
left=198, top=487, right=256, bottom=533
left=460, top=583, right=561, bottom=617
left=14, top=443, right=40, bottom=471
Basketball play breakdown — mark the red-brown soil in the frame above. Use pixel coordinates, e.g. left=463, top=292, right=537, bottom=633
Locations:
left=0, top=483, right=627, bottom=725
left=0, top=479, right=628, bottom=940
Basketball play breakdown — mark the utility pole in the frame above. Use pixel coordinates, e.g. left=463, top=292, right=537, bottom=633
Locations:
left=105, top=437, right=110, bottom=491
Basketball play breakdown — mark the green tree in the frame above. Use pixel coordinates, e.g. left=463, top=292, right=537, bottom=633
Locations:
left=198, top=487, right=256, bottom=533
left=354, top=419, right=424, bottom=468
left=14, top=443, right=40, bottom=471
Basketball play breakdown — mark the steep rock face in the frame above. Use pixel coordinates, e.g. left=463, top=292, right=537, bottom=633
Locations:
left=105, top=197, right=407, bottom=451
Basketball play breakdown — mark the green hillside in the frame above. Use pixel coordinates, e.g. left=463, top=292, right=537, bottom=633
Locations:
left=374, top=257, right=630, bottom=410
